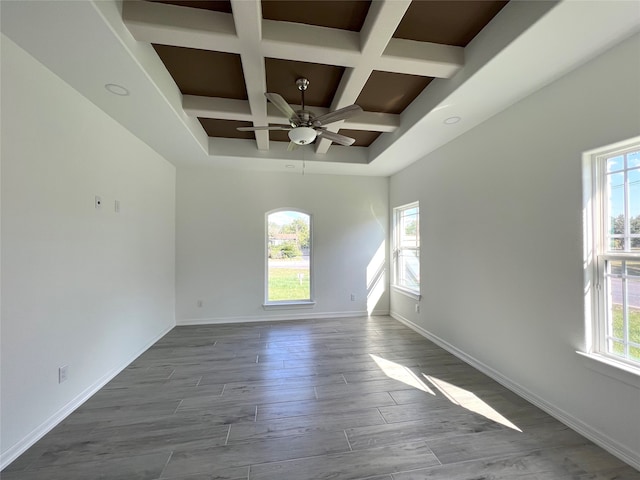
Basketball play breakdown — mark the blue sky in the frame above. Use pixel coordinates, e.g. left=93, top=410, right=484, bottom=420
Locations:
left=268, top=210, right=308, bottom=226
left=607, top=151, right=640, bottom=217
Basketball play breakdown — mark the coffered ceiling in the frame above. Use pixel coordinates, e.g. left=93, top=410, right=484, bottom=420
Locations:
left=136, top=0, right=506, bottom=150
left=2, top=1, right=639, bottom=175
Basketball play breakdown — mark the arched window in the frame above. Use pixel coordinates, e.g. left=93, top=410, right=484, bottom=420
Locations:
left=266, top=210, right=312, bottom=303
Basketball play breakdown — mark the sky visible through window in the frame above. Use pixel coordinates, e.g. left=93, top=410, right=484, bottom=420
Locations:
left=269, top=210, right=307, bottom=226
left=607, top=151, right=640, bottom=218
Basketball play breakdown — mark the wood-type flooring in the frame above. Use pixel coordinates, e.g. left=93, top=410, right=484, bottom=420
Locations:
left=3, top=316, right=638, bottom=479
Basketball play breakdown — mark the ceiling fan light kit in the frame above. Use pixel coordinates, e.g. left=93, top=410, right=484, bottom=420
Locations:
left=288, top=126, right=317, bottom=145
left=238, top=77, right=362, bottom=148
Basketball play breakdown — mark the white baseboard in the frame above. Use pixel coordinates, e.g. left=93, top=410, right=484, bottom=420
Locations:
left=177, top=310, right=369, bottom=325
left=390, top=312, right=640, bottom=471
left=0, top=324, right=173, bottom=470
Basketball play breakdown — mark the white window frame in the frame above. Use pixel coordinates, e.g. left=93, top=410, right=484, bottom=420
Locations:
left=392, top=202, right=420, bottom=299
left=263, top=208, right=315, bottom=309
left=583, top=137, right=640, bottom=379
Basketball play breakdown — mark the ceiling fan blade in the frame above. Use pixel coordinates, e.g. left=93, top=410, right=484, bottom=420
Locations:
left=265, top=93, right=301, bottom=124
left=316, top=129, right=356, bottom=146
left=237, top=125, right=291, bottom=131
left=312, top=104, right=362, bottom=127
left=287, top=141, right=299, bottom=152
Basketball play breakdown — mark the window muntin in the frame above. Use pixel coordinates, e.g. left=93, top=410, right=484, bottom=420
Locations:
left=266, top=210, right=311, bottom=303
left=597, top=144, right=640, bottom=365
left=605, top=149, right=640, bottom=251
left=393, top=202, right=420, bottom=294
left=603, top=260, right=640, bottom=362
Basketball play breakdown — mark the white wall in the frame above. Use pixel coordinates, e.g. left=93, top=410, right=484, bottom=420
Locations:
left=390, top=32, right=640, bottom=467
left=0, top=37, right=176, bottom=466
left=176, top=168, right=388, bottom=323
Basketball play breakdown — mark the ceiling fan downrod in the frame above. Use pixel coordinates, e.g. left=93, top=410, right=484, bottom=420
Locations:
left=296, top=77, right=309, bottom=113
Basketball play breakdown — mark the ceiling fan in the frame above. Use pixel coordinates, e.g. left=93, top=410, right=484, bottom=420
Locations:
left=237, top=78, right=362, bottom=150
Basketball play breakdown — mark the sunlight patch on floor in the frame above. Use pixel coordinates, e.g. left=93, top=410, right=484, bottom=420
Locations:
left=423, top=374, right=522, bottom=432
left=369, top=354, right=434, bottom=394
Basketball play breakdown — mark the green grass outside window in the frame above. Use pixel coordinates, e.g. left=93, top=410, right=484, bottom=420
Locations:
left=611, top=305, right=640, bottom=361
left=268, top=266, right=310, bottom=301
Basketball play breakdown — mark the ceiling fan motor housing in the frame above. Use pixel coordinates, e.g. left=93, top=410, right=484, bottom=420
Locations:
left=296, top=110, right=313, bottom=126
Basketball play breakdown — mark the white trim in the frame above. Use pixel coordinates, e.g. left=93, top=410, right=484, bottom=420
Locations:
left=389, top=312, right=640, bottom=471
left=584, top=137, right=640, bottom=367
left=392, top=201, right=420, bottom=294
left=0, top=325, right=173, bottom=470
left=391, top=285, right=421, bottom=301
left=265, top=208, right=314, bottom=304
left=583, top=137, right=640, bottom=159
left=263, top=301, right=316, bottom=310
left=577, top=351, right=640, bottom=389
left=177, top=310, right=369, bottom=325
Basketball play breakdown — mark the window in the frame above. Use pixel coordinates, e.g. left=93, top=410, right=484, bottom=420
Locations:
left=589, top=140, right=640, bottom=367
left=265, top=210, right=312, bottom=304
left=393, top=202, right=420, bottom=296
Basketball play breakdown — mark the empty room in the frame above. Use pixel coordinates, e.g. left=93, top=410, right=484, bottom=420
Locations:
left=1, top=0, right=639, bottom=479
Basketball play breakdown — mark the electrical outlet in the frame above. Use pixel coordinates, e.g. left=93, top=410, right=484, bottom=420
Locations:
left=415, top=304, right=420, bottom=313
left=197, top=300, right=203, bottom=308
left=59, top=365, right=69, bottom=383
left=114, top=200, right=120, bottom=213
left=350, top=293, right=356, bottom=301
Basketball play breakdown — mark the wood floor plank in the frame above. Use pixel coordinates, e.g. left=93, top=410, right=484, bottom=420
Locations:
left=228, top=409, right=386, bottom=443
left=391, top=444, right=637, bottom=479
left=219, top=383, right=317, bottom=403
left=197, top=365, right=320, bottom=386
left=160, top=431, right=350, bottom=478
left=222, top=372, right=346, bottom=390
left=160, top=468, right=249, bottom=480
left=346, top=414, right=507, bottom=451
left=64, top=399, right=182, bottom=425
left=162, top=467, right=249, bottom=480
left=424, top=423, right=591, bottom=466
left=255, top=391, right=396, bottom=421
left=247, top=440, right=440, bottom=480
left=0, top=452, right=171, bottom=480
left=85, top=382, right=225, bottom=408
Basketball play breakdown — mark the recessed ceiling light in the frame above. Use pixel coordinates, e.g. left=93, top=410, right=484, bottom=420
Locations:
left=105, top=83, right=129, bottom=96
left=285, top=164, right=295, bottom=169
left=444, top=116, right=461, bottom=125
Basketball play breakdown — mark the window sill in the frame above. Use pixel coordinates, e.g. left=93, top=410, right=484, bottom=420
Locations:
left=263, top=301, right=316, bottom=310
left=576, top=351, right=640, bottom=389
left=391, top=285, right=421, bottom=301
